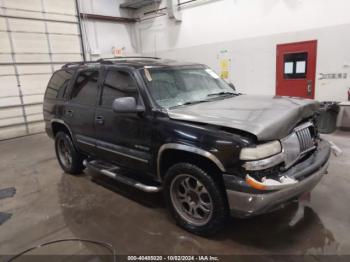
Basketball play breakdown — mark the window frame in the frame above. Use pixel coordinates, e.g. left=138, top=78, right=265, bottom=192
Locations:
left=283, top=52, right=308, bottom=79
left=45, top=69, right=75, bottom=101
left=98, top=66, right=145, bottom=110
left=68, top=68, right=101, bottom=107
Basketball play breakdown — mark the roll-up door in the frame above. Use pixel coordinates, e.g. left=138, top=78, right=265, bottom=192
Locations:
left=0, top=0, right=83, bottom=140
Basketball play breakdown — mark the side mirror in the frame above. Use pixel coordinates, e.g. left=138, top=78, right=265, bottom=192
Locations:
left=112, top=97, right=144, bottom=113
left=228, top=82, right=236, bottom=91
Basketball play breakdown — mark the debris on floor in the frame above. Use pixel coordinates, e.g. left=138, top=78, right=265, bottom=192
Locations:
left=0, top=187, right=16, bottom=200
left=0, top=212, right=12, bottom=225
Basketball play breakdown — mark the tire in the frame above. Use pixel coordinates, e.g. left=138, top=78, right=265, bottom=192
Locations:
left=163, top=162, right=228, bottom=236
left=55, top=131, right=85, bottom=175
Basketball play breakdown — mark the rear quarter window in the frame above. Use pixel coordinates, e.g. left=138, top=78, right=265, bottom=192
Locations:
left=45, top=69, right=74, bottom=100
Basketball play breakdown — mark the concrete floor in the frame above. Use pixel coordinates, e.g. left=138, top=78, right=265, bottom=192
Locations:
left=0, top=131, right=350, bottom=257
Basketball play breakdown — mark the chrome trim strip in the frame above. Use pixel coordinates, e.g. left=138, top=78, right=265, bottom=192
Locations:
left=77, top=139, right=95, bottom=147
left=50, top=118, right=73, bottom=138
left=293, top=121, right=313, bottom=132
left=100, top=169, right=161, bottom=193
left=157, top=143, right=226, bottom=181
left=96, top=145, right=149, bottom=163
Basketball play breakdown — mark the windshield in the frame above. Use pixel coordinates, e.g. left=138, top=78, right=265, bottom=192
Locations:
left=141, top=67, right=237, bottom=109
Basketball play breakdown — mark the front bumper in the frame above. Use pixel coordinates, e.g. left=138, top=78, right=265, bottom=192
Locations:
left=225, top=140, right=331, bottom=217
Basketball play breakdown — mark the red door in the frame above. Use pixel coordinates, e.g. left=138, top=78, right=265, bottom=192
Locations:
left=276, top=40, right=317, bottom=99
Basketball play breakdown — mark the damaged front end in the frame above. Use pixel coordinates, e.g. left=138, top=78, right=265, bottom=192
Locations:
left=224, top=120, right=333, bottom=217
left=243, top=121, right=318, bottom=190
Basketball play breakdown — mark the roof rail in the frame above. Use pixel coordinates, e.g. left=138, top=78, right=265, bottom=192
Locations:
left=97, top=56, right=160, bottom=61
left=61, top=61, right=100, bottom=69
left=61, top=56, right=161, bottom=69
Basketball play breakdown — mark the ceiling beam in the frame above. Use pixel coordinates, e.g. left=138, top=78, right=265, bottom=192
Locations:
left=79, top=13, right=137, bottom=23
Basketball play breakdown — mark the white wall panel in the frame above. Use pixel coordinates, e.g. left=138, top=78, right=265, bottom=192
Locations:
left=28, top=122, right=45, bottom=134
left=23, top=94, right=44, bottom=104
left=50, top=35, right=81, bottom=53
left=0, top=32, right=11, bottom=52
left=17, top=65, right=51, bottom=74
left=152, top=23, right=350, bottom=102
left=0, top=97, right=21, bottom=107
left=51, top=54, right=81, bottom=62
left=45, top=13, right=77, bottom=23
left=9, top=19, right=45, bottom=32
left=47, top=22, right=79, bottom=35
left=5, top=10, right=45, bottom=20
left=45, top=0, right=77, bottom=15
left=139, top=0, right=350, bottom=102
left=0, top=54, right=12, bottom=63
left=0, top=107, right=22, bottom=119
left=20, top=75, right=51, bottom=94
left=0, top=76, right=18, bottom=96
left=25, top=104, right=42, bottom=115
left=0, top=116, right=25, bottom=127
left=26, top=113, right=43, bottom=122
left=11, top=33, right=48, bottom=53
left=2, top=0, right=42, bottom=11
left=15, top=54, right=50, bottom=63
left=0, top=125, right=27, bottom=140
left=0, top=66, right=14, bottom=75
left=0, top=17, right=5, bottom=29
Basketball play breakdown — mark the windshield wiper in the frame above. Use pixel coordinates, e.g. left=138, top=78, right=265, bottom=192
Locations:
left=169, top=100, right=209, bottom=109
left=207, top=91, right=237, bottom=97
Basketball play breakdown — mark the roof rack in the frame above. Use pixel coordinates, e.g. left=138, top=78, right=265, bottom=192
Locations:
left=97, top=56, right=160, bottom=61
left=61, top=61, right=100, bottom=69
left=61, top=56, right=161, bottom=69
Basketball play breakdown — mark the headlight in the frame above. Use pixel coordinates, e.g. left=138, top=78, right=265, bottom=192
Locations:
left=240, top=141, right=282, bottom=160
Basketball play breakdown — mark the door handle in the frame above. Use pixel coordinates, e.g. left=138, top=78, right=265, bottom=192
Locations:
left=307, top=80, right=312, bottom=96
left=95, top=116, right=105, bottom=125
left=66, top=109, right=74, bottom=117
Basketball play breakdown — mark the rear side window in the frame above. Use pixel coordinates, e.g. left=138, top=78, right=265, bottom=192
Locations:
left=45, top=70, right=74, bottom=100
left=100, top=70, right=138, bottom=108
left=70, top=70, right=99, bottom=106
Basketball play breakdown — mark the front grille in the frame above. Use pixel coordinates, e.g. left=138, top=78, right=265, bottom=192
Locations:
left=295, top=123, right=315, bottom=154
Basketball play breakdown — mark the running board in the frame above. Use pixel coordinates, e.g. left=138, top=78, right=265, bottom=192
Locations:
left=83, top=160, right=162, bottom=193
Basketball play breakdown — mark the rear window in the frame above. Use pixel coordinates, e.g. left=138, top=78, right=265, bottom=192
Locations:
left=45, top=69, right=74, bottom=100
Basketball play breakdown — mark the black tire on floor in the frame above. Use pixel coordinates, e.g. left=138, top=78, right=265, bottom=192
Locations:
left=163, top=162, right=228, bottom=236
left=55, top=131, right=85, bottom=175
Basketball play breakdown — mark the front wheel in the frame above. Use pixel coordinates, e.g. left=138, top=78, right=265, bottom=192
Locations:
left=163, top=163, right=228, bottom=235
left=55, top=132, right=84, bottom=175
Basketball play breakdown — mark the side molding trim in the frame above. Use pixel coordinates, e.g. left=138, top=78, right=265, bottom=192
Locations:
left=157, top=143, right=226, bottom=181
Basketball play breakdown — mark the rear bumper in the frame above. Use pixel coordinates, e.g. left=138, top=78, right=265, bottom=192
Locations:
left=225, top=140, right=331, bottom=217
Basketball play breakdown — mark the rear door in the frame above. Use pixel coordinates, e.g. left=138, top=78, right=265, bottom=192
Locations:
left=276, top=40, right=317, bottom=99
left=63, top=68, right=100, bottom=154
left=94, top=67, right=152, bottom=172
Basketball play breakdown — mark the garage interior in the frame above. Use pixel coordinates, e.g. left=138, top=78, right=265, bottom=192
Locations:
left=1, top=0, right=350, bottom=260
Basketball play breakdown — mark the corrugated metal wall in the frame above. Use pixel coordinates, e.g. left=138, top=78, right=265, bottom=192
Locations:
left=0, top=0, right=83, bottom=140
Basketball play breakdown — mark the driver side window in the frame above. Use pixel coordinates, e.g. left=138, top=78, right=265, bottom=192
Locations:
left=100, top=69, right=139, bottom=108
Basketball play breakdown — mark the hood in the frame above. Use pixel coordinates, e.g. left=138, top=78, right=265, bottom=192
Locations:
left=168, top=95, right=319, bottom=141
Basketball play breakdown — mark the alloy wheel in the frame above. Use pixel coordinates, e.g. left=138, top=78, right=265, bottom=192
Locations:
left=57, top=137, right=72, bottom=169
left=170, top=174, right=213, bottom=226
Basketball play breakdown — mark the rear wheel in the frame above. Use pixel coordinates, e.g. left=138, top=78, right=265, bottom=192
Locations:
left=55, top=132, right=84, bottom=174
left=164, top=163, right=228, bottom=235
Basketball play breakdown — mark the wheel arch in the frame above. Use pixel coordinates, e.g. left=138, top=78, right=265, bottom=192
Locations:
left=51, top=119, right=73, bottom=138
left=157, top=143, right=226, bottom=181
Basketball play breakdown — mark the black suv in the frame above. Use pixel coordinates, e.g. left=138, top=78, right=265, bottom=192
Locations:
left=44, top=57, right=331, bottom=235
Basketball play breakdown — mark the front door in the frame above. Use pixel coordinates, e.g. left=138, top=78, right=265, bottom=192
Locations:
left=94, top=67, right=152, bottom=172
left=276, top=40, right=317, bottom=99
